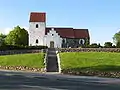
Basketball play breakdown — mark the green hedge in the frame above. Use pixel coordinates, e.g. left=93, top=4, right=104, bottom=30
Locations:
left=0, top=45, right=48, bottom=50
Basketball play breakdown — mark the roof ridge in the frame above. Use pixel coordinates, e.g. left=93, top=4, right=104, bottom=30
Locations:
left=46, top=27, right=73, bottom=29
left=30, top=12, right=46, bottom=14
left=73, top=28, right=88, bottom=30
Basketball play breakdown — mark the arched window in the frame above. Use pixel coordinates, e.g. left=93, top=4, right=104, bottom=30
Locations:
left=36, top=39, right=38, bottom=43
left=79, top=39, right=85, bottom=45
left=80, top=40, right=83, bottom=44
left=36, top=24, right=39, bottom=28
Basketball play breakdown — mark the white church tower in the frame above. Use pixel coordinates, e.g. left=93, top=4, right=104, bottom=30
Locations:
left=29, top=12, right=46, bottom=46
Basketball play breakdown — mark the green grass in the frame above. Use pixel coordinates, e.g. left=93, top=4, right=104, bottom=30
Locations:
left=0, top=53, right=44, bottom=68
left=60, top=52, right=120, bottom=71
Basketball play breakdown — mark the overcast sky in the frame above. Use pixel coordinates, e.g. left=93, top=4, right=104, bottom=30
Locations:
left=0, top=0, right=120, bottom=45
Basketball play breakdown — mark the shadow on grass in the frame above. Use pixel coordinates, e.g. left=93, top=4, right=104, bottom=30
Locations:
left=62, top=65, right=120, bottom=78
left=62, top=65, right=120, bottom=72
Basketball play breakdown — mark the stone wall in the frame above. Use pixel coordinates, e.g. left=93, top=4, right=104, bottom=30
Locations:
left=57, top=48, right=120, bottom=52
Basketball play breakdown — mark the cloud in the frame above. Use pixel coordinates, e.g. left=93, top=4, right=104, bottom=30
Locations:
left=0, top=26, right=28, bottom=35
left=0, top=28, right=12, bottom=34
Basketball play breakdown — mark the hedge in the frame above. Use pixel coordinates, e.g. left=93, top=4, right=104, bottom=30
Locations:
left=0, top=45, right=48, bottom=50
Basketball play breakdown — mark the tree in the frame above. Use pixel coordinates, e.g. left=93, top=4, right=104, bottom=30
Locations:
left=90, top=43, right=99, bottom=48
left=104, top=42, right=112, bottom=48
left=98, top=43, right=103, bottom=48
left=5, top=26, right=28, bottom=46
left=113, top=31, right=120, bottom=47
left=0, top=33, right=7, bottom=46
left=116, top=42, right=120, bottom=47
left=85, top=38, right=90, bottom=47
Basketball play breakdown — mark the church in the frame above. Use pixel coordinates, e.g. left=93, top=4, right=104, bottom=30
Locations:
left=29, top=12, right=90, bottom=48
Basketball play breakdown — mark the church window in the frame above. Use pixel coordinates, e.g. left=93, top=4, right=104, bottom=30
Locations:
left=80, top=40, right=83, bottom=44
left=36, top=24, right=39, bottom=28
left=36, top=39, right=38, bottom=43
left=79, top=39, right=85, bottom=45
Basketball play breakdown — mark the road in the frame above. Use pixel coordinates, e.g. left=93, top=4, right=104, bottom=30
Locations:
left=0, top=70, right=120, bottom=90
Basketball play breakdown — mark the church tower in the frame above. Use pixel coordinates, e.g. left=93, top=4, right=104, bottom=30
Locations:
left=29, top=12, right=46, bottom=46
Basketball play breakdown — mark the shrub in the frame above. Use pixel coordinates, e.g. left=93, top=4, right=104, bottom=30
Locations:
left=104, top=42, right=113, bottom=48
left=0, top=45, right=48, bottom=50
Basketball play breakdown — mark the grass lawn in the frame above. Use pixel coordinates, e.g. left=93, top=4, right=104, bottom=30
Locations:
left=0, top=53, right=44, bottom=68
left=60, top=52, right=120, bottom=72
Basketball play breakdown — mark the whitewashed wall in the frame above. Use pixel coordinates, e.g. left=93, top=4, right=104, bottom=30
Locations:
left=44, top=28, right=62, bottom=48
left=29, top=22, right=45, bottom=46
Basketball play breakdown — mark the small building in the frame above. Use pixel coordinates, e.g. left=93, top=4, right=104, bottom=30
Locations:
left=29, top=12, right=90, bottom=48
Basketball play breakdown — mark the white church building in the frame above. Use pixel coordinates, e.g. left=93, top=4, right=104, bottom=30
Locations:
left=29, top=12, right=90, bottom=48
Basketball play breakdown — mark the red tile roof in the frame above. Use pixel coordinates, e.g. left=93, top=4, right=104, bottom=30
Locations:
left=46, top=27, right=89, bottom=38
left=29, top=12, right=46, bottom=22
left=74, top=29, right=89, bottom=38
left=46, top=28, right=74, bottom=38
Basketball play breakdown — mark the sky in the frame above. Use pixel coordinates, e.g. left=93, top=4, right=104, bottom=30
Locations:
left=0, top=0, right=120, bottom=45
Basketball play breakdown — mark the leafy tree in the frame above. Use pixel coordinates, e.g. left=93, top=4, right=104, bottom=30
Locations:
left=90, top=43, right=99, bottom=48
left=113, top=31, right=120, bottom=47
left=116, top=42, right=120, bottom=47
left=98, top=43, right=103, bottom=48
left=112, top=45, right=116, bottom=48
left=85, top=38, right=90, bottom=47
left=0, top=33, right=7, bottom=46
left=104, top=42, right=113, bottom=48
left=5, top=26, right=28, bottom=46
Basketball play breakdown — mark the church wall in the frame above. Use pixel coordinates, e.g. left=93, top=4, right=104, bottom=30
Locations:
left=44, top=29, right=62, bottom=48
left=29, top=22, right=45, bottom=46
left=62, top=38, right=88, bottom=48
